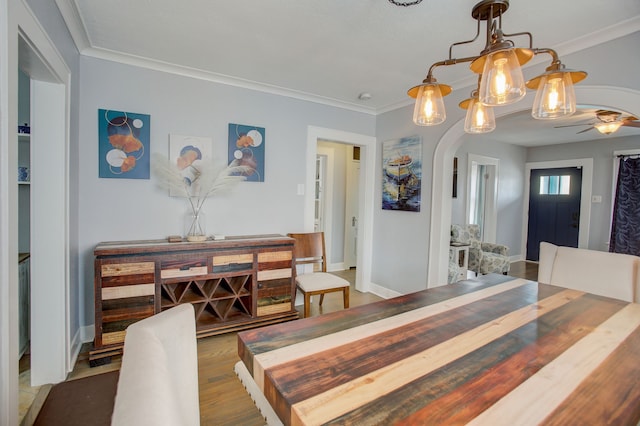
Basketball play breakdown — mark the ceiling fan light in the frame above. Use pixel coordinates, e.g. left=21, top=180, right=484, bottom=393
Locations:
left=409, top=83, right=448, bottom=126
left=531, top=72, right=576, bottom=120
left=478, top=49, right=526, bottom=106
left=595, top=121, right=623, bottom=135
left=463, top=97, right=496, bottom=134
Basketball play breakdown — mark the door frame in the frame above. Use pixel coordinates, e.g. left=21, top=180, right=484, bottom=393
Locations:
left=315, top=145, right=335, bottom=265
left=521, top=159, right=593, bottom=259
left=2, top=0, right=71, bottom=421
left=466, top=154, right=499, bottom=243
left=343, top=149, right=359, bottom=269
left=306, top=126, right=375, bottom=293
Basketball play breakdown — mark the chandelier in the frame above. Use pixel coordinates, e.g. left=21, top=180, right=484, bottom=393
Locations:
left=407, top=0, right=587, bottom=133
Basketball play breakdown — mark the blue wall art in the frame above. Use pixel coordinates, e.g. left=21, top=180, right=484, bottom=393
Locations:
left=228, top=123, right=265, bottom=182
left=98, top=109, right=150, bottom=179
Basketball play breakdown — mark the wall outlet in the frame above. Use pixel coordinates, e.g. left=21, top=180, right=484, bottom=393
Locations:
left=591, top=195, right=602, bottom=203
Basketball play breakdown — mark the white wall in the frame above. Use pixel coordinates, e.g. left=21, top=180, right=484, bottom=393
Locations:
left=77, top=57, right=375, bottom=325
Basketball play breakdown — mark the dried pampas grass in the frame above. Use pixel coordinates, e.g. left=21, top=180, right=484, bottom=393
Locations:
left=151, top=153, right=251, bottom=235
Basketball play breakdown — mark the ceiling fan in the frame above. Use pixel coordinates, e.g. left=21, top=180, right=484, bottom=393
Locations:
left=554, top=110, right=640, bottom=135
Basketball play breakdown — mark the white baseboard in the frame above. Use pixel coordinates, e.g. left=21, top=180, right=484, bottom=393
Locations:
left=68, top=327, right=85, bottom=374
left=327, top=262, right=346, bottom=272
left=510, top=254, right=524, bottom=262
left=367, top=281, right=401, bottom=299
left=80, top=324, right=94, bottom=343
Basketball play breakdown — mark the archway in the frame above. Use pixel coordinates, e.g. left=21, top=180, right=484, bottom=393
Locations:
left=427, top=86, right=640, bottom=286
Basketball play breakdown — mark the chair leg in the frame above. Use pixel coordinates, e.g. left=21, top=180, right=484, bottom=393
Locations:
left=343, top=286, right=350, bottom=309
left=304, top=293, right=311, bottom=318
left=319, top=293, right=325, bottom=306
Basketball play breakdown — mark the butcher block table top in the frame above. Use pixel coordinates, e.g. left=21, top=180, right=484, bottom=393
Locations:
left=237, top=274, right=640, bottom=425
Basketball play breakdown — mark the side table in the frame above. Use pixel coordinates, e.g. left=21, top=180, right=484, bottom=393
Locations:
left=449, top=243, right=470, bottom=281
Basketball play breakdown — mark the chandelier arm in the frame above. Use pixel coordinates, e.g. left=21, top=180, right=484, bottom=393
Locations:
left=501, top=31, right=534, bottom=49
left=531, top=47, right=560, bottom=64
left=425, top=55, right=479, bottom=81
left=448, top=19, right=482, bottom=60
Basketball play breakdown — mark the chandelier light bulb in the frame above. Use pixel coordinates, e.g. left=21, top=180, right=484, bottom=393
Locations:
left=531, top=73, right=576, bottom=119
left=464, top=98, right=496, bottom=134
left=412, top=84, right=446, bottom=126
left=479, top=49, right=526, bottom=106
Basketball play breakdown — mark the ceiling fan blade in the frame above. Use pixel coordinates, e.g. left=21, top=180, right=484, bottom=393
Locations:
left=554, top=122, right=595, bottom=129
left=622, top=121, right=640, bottom=128
left=576, top=127, right=596, bottom=134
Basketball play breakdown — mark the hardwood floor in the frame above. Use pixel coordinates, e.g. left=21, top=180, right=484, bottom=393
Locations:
left=60, top=269, right=383, bottom=425
left=31, top=265, right=538, bottom=425
left=508, top=260, right=539, bottom=281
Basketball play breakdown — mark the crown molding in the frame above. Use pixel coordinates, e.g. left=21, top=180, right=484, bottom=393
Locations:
left=54, top=0, right=90, bottom=53
left=54, top=1, right=640, bottom=116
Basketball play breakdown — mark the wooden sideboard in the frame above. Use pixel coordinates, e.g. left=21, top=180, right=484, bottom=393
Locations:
left=90, top=234, right=299, bottom=365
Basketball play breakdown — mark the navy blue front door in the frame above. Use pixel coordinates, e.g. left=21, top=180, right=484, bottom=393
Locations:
left=526, top=167, right=582, bottom=261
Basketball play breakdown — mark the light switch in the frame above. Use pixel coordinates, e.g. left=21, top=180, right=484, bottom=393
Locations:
left=297, top=184, right=305, bottom=195
left=591, top=195, right=602, bottom=203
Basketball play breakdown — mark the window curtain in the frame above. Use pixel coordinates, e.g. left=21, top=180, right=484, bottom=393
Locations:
left=609, top=156, right=640, bottom=255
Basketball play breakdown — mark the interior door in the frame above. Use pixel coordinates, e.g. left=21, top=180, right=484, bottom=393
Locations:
left=526, top=167, right=582, bottom=261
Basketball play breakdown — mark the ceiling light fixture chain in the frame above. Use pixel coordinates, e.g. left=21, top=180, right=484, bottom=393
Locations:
left=388, top=0, right=423, bottom=7
left=407, top=0, right=587, bottom=133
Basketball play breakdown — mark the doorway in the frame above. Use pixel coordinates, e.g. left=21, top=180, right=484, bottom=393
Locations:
left=17, top=29, right=71, bottom=387
left=467, top=154, right=499, bottom=243
left=526, top=167, right=583, bottom=260
left=316, top=142, right=360, bottom=271
left=306, top=127, right=375, bottom=294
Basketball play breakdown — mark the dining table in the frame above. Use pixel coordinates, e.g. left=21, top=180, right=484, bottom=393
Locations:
left=236, top=274, right=640, bottom=425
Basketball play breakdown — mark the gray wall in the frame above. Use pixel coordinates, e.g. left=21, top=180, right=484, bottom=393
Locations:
left=77, top=57, right=375, bottom=324
left=527, top=135, right=640, bottom=251
left=452, top=140, right=527, bottom=257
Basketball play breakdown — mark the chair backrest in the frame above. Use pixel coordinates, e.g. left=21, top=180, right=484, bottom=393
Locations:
left=112, top=304, right=200, bottom=425
left=287, top=232, right=327, bottom=272
left=539, top=241, right=640, bottom=302
left=451, top=224, right=481, bottom=244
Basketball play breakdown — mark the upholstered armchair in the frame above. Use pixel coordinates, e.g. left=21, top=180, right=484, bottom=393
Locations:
left=448, top=248, right=463, bottom=284
left=451, top=224, right=510, bottom=275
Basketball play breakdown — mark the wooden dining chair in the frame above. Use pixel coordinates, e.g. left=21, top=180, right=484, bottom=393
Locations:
left=288, top=232, right=350, bottom=318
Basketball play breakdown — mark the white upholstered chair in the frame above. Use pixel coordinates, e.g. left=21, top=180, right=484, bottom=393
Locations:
left=538, top=242, right=640, bottom=302
left=288, top=232, right=350, bottom=318
left=111, top=304, right=200, bottom=426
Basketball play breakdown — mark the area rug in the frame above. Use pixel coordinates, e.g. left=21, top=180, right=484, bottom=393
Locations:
left=34, top=370, right=119, bottom=426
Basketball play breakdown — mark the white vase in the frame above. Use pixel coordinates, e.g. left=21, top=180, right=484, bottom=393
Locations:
left=184, top=210, right=207, bottom=242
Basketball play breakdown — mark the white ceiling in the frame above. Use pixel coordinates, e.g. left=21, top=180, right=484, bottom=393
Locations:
left=56, top=0, right=640, bottom=146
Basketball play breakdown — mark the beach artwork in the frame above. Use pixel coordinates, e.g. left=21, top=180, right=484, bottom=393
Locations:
left=382, top=135, right=422, bottom=212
